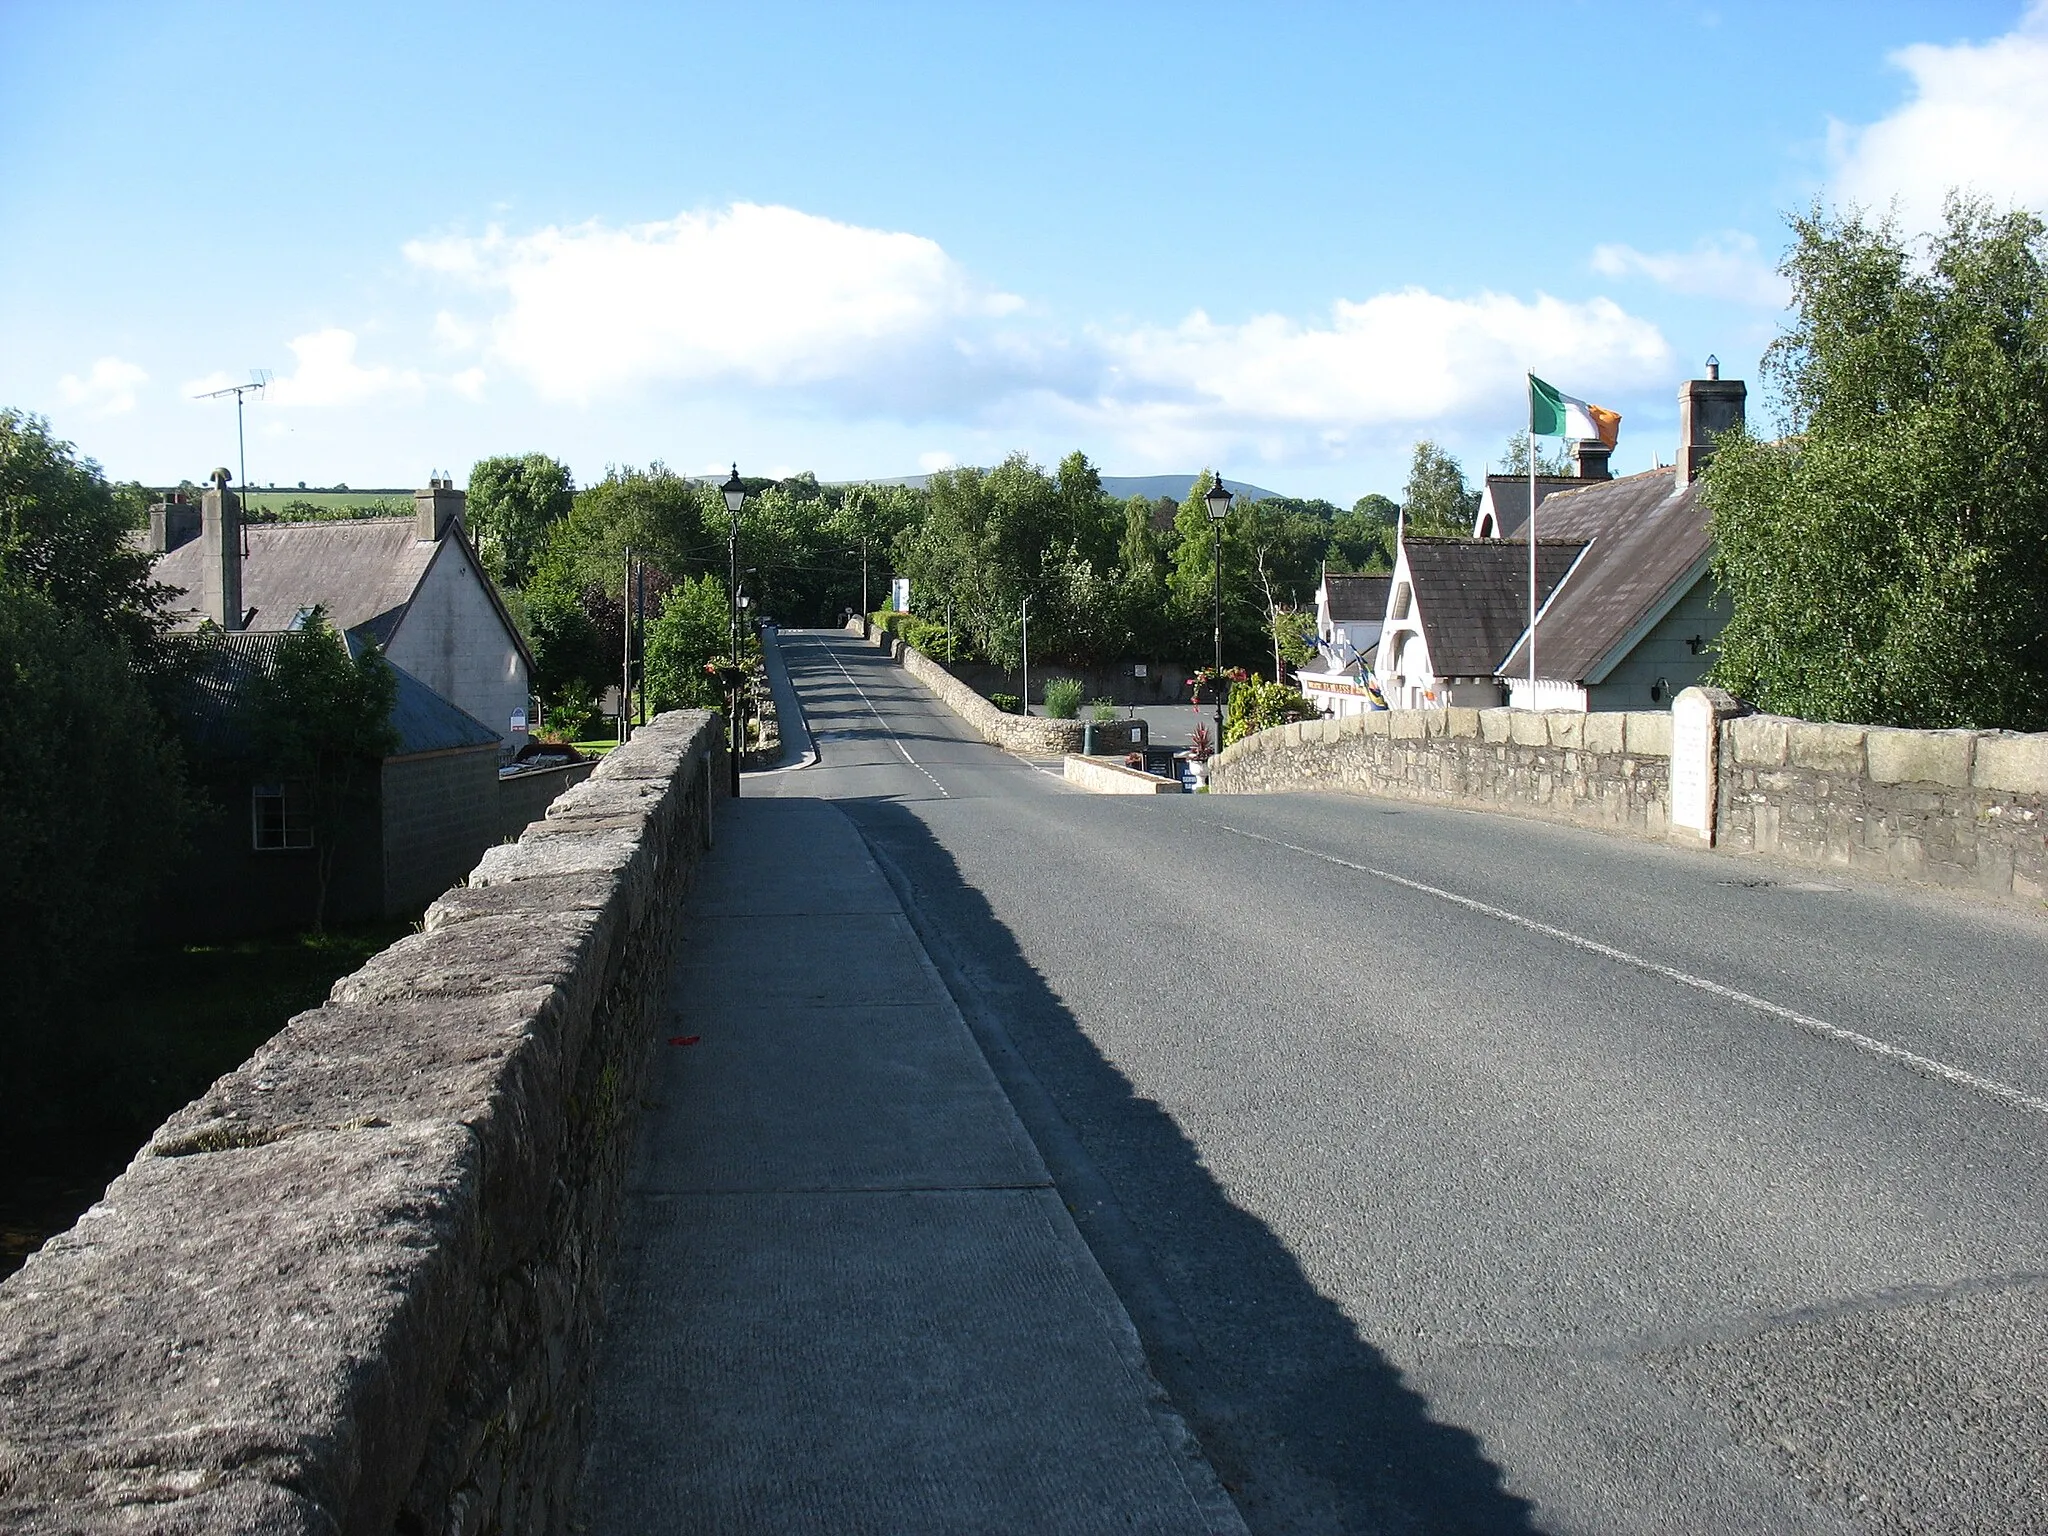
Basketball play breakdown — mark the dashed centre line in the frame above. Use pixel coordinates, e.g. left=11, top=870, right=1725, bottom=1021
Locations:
left=1209, top=821, right=2048, bottom=1121
left=804, top=640, right=950, bottom=798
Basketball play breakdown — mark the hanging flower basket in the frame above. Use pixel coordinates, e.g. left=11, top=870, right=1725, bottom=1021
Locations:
left=1189, top=667, right=1248, bottom=705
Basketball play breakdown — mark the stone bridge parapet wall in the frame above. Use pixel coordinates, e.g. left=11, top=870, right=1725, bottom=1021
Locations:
left=1210, top=706, right=1674, bottom=835
left=1718, top=714, right=2047, bottom=899
left=0, top=710, right=728, bottom=1535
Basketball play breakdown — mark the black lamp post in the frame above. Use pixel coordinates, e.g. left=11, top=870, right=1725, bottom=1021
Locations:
left=1205, top=474, right=1234, bottom=747
left=722, top=464, right=747, bottom=796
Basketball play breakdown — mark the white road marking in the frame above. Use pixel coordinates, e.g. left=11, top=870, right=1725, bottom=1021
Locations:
left=806, top=640, right=950, bottom=798
left=1212, top=822, right=2048, bottom=1121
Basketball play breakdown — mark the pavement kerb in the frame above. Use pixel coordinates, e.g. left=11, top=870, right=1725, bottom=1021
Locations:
left=751, top=625, right=817, bottom=773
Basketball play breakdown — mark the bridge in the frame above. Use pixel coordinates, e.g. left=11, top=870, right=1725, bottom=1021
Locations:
left=4, top=627, right=2046, bottom=1532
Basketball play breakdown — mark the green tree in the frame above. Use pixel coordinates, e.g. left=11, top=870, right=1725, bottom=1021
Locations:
left=1330, top=493, right=1399, bottom=572
left=1273, top=608, right=1320, bottom=672
left=0, top=581, right=188, bottom=1029
left=1, top=410, right=176, bottom=688
left=1497, top=430, right=1574, bottom=477
left=1401, top=441, right=1478, bottom=535
left=245, top=612, right=400, bottom=931
left=1707, top=196, right=2048, bottom=729
left=467, top=453, right=576, bottom=588
left=644, top=573, right=733, bottom=712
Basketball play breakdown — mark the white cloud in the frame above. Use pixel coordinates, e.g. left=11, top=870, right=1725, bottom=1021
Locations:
left=917, top=450, right=957, bottom=473
left=1831, top=3, right=2048, bottom=230
left=1589, top=233, right=1789, bottom=308
left=406, top=203, right=1027, bottom=406
left=182, top=330, right=423, bottom=411
left=1084, top=289, right=1670, bottom=460
left=58, top=356, right=149, bottom=416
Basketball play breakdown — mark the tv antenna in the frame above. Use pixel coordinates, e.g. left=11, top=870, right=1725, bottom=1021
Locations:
left=194, top=370, right=273, bottom=505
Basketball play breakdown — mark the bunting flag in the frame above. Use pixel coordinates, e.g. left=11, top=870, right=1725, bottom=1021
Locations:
left=1528, top=374, right=1621, bottom=446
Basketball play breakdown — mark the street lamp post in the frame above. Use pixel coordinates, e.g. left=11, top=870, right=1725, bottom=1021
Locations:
left=722, top=464, right=747, bottom=796
left=1020, top=594, right=1032, bottom=716
left=1205, top=474, right=1235, bottom=747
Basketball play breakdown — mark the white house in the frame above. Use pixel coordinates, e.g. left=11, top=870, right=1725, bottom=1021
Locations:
left=151, top=477, right=534, bottom=750
left=1375, top=536, right=1583, bottom=709
left=1295, top=571, right=1390, bottom=717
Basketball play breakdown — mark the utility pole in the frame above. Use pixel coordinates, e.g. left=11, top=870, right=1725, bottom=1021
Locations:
left=1020, top=594, right=1032, bottom=715
left=621, top=548, right=634, bottom=743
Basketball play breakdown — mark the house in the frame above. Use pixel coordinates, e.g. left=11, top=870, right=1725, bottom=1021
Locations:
left=1494, top=364, right=1745, bottom=710
left=1295, top=571, right=1391, bottom=717
left=1376, top=537, right=1584, bottom=709
left=161, top=630, right=509, bottom=940
left=149, top=474, right=534, bottom=751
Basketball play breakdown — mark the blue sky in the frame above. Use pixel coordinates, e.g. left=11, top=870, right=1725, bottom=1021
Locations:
left=4, top=1, right=2045, bottom=502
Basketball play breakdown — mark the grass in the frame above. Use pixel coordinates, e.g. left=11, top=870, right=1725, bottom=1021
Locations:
left=0, top=921, right=409, bottom=1281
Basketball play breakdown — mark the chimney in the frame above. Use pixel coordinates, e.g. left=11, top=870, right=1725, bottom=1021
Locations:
left=200, top=468, right=243, bottom=630
left=1572, top=440, right=1614, bottom=481
left=1675, top=356, right=1746, bottom=483
left=415, top=476, right=464, bottom=541
left=146, top=491, right=202, bottom=554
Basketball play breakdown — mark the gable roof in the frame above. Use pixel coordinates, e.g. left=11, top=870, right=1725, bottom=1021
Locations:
left=152, top=515, right=535, bottom=671
left=179, top=631, right=502, bottom=761
left=1475, top=475, right=1584, bottom=539
left=1401, top=537, right=1585, bottom=678
left=1497, top=471, right=1710, bottom=684
left=1324, top=573, right=1391, bottom=622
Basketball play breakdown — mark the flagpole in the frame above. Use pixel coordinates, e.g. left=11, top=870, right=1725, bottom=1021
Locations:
left=1528, top=372, right=1538, bottom=703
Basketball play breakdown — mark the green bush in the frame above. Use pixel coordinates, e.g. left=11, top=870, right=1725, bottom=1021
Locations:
left=1224, top=679, right=1322, bottom=745
left=989, top=692, right=1022, bottom=714
left=1042, top=677, right=1085, bottom=718
left=1091, top=697, right=1118, bottom=723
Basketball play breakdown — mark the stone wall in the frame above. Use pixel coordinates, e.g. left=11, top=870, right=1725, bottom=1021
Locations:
left=1718, top=715, right=2048, bottom=900
left=843, top=618, right=1141, bottom=756
left=382, top=745, right=503, bottom=916
left=1210, top=706, right=1675, bottom=836
left=498, top=756, right=599, bottom=843
left=1063, top=754, right=1183, bottom=795
left=0, top=709, right=728, bottom=1535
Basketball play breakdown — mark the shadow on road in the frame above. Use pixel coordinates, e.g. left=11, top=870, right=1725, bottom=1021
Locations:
left=839, top=797, right=1536, bottom=1535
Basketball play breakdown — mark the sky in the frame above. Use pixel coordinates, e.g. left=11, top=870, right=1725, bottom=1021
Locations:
left=4, top=0, right=2046, bottom=504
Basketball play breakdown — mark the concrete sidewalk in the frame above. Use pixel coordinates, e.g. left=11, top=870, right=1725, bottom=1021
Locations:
left=574, top=798, right=1243, bottom=1533
left=752, top=625, right=815, bottom=772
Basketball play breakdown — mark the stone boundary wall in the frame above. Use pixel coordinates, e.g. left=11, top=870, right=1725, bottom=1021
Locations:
left=840, top=617, right=1140, bottom=757
left=1718, top=714, right=2047, bottom=900
left=0, top=710, right=728, bottom=1535
left=498, top=756, right=599, bottom=842
left=1063, top=754, right=1183, bottom=795
left=1210, top=706, right=1675, bottom=836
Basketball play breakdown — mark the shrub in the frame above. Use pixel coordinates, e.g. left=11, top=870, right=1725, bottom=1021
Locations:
left=1091, top=697, right=1118, bottom=723
left=1224, top=680, right=1322, bottom=745
left=1042, top=677, right=1085, bottom=718
left=989, top=692, right=1022, bottom=714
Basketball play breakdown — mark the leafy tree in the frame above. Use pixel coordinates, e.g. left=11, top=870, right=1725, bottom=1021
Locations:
left=1, top=409, right=176, bottom=689
left=1274, top=609, right=1320, bottom=673
left=644, top=573, right=733, bottom=712
left=523, top=577, right=611, bottom=703
left=245, top=612, right=400, bottom=931
left=1707, top=196, right=2048, bottom=729
left=468, top=454, right=576, bottom=587
left=1401, top=440, right=1478, bottom=535
left=1497, top=430, right=1574, bottom=477
left=0, top=580, right=188, bottom=1029
left=1330, top=494, right=1399, bottom=572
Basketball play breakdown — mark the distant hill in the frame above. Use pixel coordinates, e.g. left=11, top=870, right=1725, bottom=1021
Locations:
left=844, top=472, right=1286, bottom=503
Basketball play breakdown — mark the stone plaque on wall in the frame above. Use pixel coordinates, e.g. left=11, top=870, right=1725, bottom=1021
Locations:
left=1671, top=686, right=1739, bottom=845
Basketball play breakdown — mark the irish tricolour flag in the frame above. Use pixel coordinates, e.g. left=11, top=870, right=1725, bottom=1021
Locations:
left=1528, top=374, right=1621, bottom=446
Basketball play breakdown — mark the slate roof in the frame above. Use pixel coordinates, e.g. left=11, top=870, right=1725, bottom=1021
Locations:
left=1324, top=573, right=1392, bottom=622
left=1497, top=470, right=1711, bottom=684
left=1402, top=537, right=1585, bottom=678
left=1476, top=475, right=1584, bottom=539
left=179, top=631, right=501, bottom=761
left=152, top=514, right=535, bottom=673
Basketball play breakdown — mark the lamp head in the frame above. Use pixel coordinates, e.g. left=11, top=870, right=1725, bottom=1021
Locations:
left=1204, top=476, right=1234, bottom=522
left=721, top=463, right=747, bottom=514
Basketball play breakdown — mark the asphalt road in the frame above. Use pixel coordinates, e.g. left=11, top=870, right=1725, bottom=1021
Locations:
left=755, top=628, right=2048, bottom=1536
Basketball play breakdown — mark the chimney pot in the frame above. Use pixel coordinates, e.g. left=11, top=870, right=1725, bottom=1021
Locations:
left=1572, top=440, right=1614, bottom=482
left=1706, top=355, right=1720, bottom=380
left=416, top=478, right=465, bottom=541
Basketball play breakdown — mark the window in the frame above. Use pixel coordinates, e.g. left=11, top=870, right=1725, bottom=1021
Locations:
left=252, top=783, right=313, bottom=850
left=1390, top=582, right=1412, bottom=620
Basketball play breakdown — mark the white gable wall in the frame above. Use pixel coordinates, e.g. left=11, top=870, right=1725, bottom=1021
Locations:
left=386, top=536, right=530, bottom=748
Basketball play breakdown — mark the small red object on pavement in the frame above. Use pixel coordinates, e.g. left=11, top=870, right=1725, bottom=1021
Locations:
left=668, top=1035, right=701, bottom=1047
